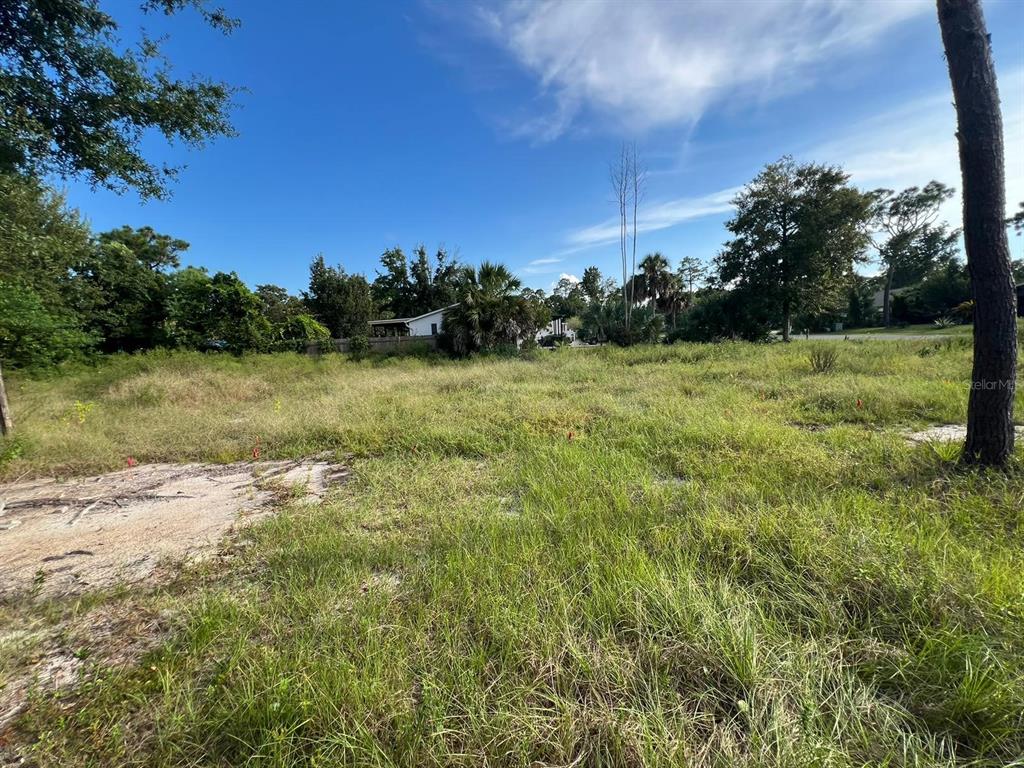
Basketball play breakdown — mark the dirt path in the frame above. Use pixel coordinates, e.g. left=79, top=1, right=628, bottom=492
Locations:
left=0, top=458, right=348, bottom=598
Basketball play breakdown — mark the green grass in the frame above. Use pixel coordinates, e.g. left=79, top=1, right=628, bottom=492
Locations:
left=3, top=340, right=1024, bottom=767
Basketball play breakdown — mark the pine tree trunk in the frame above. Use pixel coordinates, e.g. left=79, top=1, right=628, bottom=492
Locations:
left=0, top=362, right=12, bottom=436
left=782, top=299, right=791, bottom=343
left=882, top=268, right=894, bottom=327
left=937, top=0, right=1017, bottom=466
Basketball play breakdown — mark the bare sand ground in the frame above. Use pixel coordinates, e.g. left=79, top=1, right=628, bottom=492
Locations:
left=0, top=458, right=348, bottom=598
left=905, top=424, right=1024, bottom=444
left=0, top=457, right=348, bottom=749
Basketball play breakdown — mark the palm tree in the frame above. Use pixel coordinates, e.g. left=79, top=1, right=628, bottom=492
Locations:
left=634, top=252, right=672, bottom=307
left=444, top=261, right=529, bottom=355
left=662, top=272, right=686, bottom=328
left=476, top=261, right=521, bottom=298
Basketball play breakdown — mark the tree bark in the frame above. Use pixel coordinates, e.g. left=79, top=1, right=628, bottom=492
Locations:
left=782, top=299, right=791, bottom=343
left=0, top=362, right=12, bottom=437
left=937, top=0, right=1017, bottom=466
left=882, top=267, right=894, bottom=327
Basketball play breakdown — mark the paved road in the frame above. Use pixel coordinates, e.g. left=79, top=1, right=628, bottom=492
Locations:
left=795, top=333, right=954, bottom=341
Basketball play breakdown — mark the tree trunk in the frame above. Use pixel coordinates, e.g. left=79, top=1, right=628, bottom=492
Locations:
left=882, top=268, right=894, bottom=327
left=782, top=299, right=791, bottom=343
left=938, top=0, right=1017, bottom=466
left=0, top=362, right=12, bottom=436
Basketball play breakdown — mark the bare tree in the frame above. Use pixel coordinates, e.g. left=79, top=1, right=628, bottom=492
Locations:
left=937, top=0, right=1017, bottom=466
left=629, top=143, right=646, bottom=330
left=610, top=145, right=630, bottom=328
left=610, top=143, right=646, bottom=337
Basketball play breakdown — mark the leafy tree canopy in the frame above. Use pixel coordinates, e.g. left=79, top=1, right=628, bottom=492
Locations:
left=166, top=267, right=270, bottom=352
left=0, top=0, right=237, bottom=198
left=372, top=245, right=462, bottom=319
left=305, top=254, right=376, bottom=338
left=717, top=156, right=873, bottom=340
left=0, top=173, right=92, bottom=310
left=0, top=280, right=92, bottom=367
left=546, top=276, right=586, bottom=319
left=871, top=182, right=958, bottom=288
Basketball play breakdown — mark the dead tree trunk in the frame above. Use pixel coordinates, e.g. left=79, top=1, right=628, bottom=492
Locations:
left=937, top=0, right=1017, bottom=466
left=0, top=362, right=12, bottom=436
left=882, top=267, right=894, bottom=327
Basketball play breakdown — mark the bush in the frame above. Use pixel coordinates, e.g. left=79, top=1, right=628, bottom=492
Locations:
left=0, top=281, right=93, bottom=368
left=580, top=299, right=663, bottom=346
left=953, top=300, right=974, bottom=323
left=669, top=289, right=774, bottom=343
left=348, top=335, right=371, bottom=359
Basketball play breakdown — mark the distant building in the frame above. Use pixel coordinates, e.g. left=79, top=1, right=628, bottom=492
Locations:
left=369, top=305, right=581, bottom=345
left=871, top=286, right=912, bottom=310
left=538, top=317, right=576, bottom=343
left=368, top=305, right=457, bottom=337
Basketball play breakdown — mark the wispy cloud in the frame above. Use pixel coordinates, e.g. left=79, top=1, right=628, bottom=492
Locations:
left=527, top=256, right=563, bottom=266
left=809, top=67, right=1024, bottom=227
left=566, top=187, right=739, bottom=250
left=475, top=0, right=929, bottom=140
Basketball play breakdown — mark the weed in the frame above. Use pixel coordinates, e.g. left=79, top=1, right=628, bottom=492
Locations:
left=3, top=342, right=1023, bottom=766
left=809, top=346, right=839, bottom=374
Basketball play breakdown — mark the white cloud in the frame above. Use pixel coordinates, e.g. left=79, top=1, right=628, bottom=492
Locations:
left=558, top=272, right=580, bottom=284
left=527, top=256, right=563, bottom=266
left=479, top=0, right=929, bottom=140
left=566, top=186, right=739, bottom=249
left=560, top=66, right=1024, bottom=259
left=810, top=67, right=1024, bottom=229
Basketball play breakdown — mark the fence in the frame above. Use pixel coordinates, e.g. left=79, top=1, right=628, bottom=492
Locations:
left=306, top=335, right=439, bottom=356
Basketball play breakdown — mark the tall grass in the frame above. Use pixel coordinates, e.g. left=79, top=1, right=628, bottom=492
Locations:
left=4, top=340, right=1024, bottom=766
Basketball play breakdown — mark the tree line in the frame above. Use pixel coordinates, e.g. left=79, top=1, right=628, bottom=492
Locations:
left=7, top=155, right=1018, bottom=369
left=541, top=154, right=1023, bottom=347
left=0, top=173, right=559, bottom=366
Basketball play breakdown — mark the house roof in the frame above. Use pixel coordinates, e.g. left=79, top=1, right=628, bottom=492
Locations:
left=368, top=304, right=458, bottom=325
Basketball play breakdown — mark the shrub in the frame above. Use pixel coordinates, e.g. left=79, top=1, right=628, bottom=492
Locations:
left=348, top=335, right=371, bottom=359
left=580, top=299, right=663, bottom=346
left=953, top=300, right=974, bottom=323
left=809, top=347, right=839, bottom=374
left=0, top=280, right=93, bottom=367
left=669, top=290, right=774, bottom=343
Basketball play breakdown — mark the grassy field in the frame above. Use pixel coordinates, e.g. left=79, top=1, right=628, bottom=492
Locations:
left=2, top=340, right=1024, bottom=767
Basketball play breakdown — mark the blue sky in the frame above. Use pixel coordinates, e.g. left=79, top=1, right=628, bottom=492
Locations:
left=63, top=0, right=1024, bottom=294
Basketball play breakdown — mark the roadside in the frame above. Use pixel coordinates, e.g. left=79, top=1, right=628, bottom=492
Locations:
left=794, top=332, right=955, bottom=341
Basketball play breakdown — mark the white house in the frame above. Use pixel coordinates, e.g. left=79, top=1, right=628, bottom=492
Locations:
left=368, top=305, right=578, bottom=345
left=537, top=317, right=576, bottom=343
left=368, top=305, right=457, bottom=337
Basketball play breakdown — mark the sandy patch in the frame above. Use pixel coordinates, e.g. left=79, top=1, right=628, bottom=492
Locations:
left=0, top=458, right=348, bottom=598
left=0, top=600, right=177, bottom=761
left=905, top=424, right=1024, bottom=444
